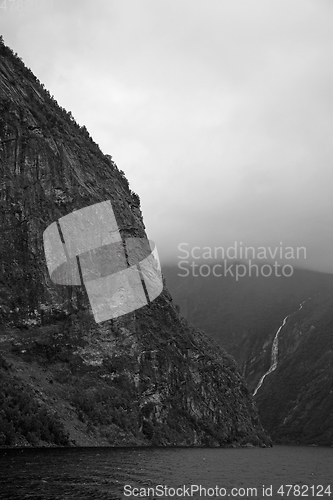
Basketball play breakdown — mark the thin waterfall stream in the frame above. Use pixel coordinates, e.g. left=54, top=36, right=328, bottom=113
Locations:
left=253, top=301, right=306, bottom=396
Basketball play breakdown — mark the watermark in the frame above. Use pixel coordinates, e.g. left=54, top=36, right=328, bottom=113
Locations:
left=178, top=260, right=294, bottom=279
left=124, top=484, right=259, bottom=498
left=177, top=242, right=307, bottom=280
left=123, top=483, right=332, bottom=498
left=0, top=0, right=53, bottom=13
left=43, top=200, right=163, bottom=323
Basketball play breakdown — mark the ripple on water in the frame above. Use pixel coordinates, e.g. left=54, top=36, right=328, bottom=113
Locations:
left=0, top=446, right=332, bottom=499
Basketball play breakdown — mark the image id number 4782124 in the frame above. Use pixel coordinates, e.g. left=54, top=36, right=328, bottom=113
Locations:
left=275, top=484, right=331, bottom=497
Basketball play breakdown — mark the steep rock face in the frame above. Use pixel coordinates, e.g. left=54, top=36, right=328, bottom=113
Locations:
left=163, top=264, right=333, bottom=445
left=0, top=39, right=270, bottom=447
left=255, top=294, right=333, bottom=445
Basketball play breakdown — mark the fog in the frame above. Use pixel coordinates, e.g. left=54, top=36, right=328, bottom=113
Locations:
left=1, top=0, right=332, bottom=272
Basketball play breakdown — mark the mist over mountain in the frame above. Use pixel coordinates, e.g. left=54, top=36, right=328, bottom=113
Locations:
left=1, top=1, right=332, bottom=275
left=163, top=261, right=333, bottom=445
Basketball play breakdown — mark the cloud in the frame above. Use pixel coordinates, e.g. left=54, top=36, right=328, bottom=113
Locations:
left=1, top=0, right=332, bottom=272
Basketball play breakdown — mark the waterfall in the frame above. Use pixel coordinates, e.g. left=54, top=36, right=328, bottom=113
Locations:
left=253, top=301, right=306, bottom=396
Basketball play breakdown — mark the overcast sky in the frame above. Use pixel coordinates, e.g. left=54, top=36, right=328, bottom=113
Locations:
left=1, top=0, right=332, bottom=272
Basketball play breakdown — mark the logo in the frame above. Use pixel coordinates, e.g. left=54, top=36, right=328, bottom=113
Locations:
left=43, top=200, right=163, bottom=323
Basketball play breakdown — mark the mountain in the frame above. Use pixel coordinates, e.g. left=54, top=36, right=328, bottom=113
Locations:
left=0, top=38, right=270, bottom=448
left=255, top=293, right=333, bottom=445
left=163, top=262, right=333, bottom=445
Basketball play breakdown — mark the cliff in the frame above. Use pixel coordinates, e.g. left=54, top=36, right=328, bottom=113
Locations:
left=255, top=293, right=333, bottom=445
left=163, top=263, right=333, bottom=445
left=0, top=37, right=270, bottom=447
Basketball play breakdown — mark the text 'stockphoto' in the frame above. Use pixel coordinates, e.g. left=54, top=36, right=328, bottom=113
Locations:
left=0, top=0, right=332, bottom=498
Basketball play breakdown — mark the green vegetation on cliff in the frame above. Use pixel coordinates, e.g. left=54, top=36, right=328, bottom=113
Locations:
left=0, top=355, right=69, bottom=446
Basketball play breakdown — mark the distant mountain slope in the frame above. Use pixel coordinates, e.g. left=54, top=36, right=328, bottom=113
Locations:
left=255, top=293, right=333, bottom=445
left=163, top=262, right=333, bottom=445
left=0, top=38, right=270, bottom=448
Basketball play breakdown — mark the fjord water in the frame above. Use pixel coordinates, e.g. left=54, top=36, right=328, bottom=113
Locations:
left=0, top=446, right=332, bottom=499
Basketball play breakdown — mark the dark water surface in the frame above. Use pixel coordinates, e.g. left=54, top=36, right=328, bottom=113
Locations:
left=0, top=446, right=332, bottom=499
